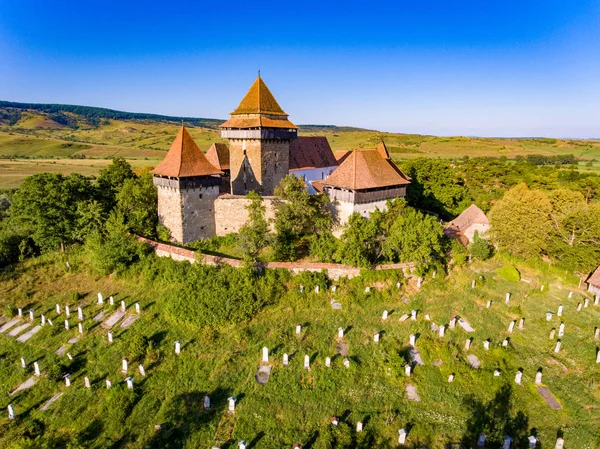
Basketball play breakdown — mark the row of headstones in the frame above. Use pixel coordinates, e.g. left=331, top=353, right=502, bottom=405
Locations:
left=261, top=347, right=351, bottom=370
left=476, top=433, right=565, bottom=449
left=299, top=277, right=419, bottom=296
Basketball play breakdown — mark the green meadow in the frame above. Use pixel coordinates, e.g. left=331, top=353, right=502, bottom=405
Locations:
left=0, top=249, right=598, bottom=448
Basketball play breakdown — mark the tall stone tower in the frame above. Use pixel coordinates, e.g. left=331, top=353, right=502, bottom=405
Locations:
left=151, top=125, right=223, bottom=244
left=220, top=75, right=298, bottom=195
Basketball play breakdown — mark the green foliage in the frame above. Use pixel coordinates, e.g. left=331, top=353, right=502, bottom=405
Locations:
left=308, top=231, right=338, bottom=263
left=74, top=200, right=106, bottom=242
left=128, top=334, right=149, bottom=361
left=290, top=269, right=330, bottom=293
left=273, top=174, right=333, bottom=260
left=237, top=191, right=270, bottom=262
left=115, top=172, right=158, bottom=238
left=336, top=213, right=381, bottom=268
left=46, top=361, right=68, bottom=383
left=4, top=302, right=17, bottom=317
left=9, top=173, right=95, bottom=251
left=401, top=158, right=471, bottom=219
left=97, top=157, right=135, bottom=208
left=314, top=421, right=354, bottom=449
left=84, top=211, right=150, bottom=275
left=156, top=225, right=171, bottom=243
left=450, top=238, right=468, bottom=268
left=489, top=184, right=552, bottom=259
left=469, top=230, right=493, bottom=260
left=497, top=264, right=521, bottom=282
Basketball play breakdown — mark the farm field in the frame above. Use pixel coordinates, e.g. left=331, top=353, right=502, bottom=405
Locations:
left=0, top=250, right=598, bottom=448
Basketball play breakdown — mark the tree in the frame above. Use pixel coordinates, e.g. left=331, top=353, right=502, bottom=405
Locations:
left=273, top=174, right=332, bottom=260
left=10, top=173, right=95, bottom=251
left=97, top=157, right=135, bottom=209
left=237, top=191, right=270, bottom=262
left=382, top=206, right=445, bottom=266
left=401, top=158, right=471, bottom=219
left=469, top=230, right=493, bottom=260
left=336, top=213, right=381, bottom=268
left=489, top=184, right=552, bottom=259
left=115, top=173, right=158, bottom=238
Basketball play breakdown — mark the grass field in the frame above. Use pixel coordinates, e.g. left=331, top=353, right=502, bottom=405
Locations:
left=1, top=108, right=600, bottom=188
left=0, top=250, right=598, bottom=448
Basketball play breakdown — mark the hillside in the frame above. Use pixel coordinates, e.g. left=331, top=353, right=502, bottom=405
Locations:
left=0, top=250, right=598, bottom=448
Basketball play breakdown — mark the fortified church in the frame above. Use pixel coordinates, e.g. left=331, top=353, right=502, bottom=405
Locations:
left=152, top=76, right=411, bottom=244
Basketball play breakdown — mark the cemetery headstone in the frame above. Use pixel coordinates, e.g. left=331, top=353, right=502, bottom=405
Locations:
left=555, top=438, right=564, bottom=449
left=109, top=296, right=114, bottom=306
left=29, top=310, right=34, bottom=321
left=417, top=277, right=423, bottom=288
left=439, top=325, right=445, bottom=338
left=314, top=285, right=319, bottom=294
left=97, top=293, right=103, bottom=304
left=84, top=376, right=91, bottom=388
left=502, top=339, right=509, bottom=347
left=505, top=293, right=511, bottom=304
left=483, top=340, right=490, bottom=350
left=477, top=433, right=486, bottom=447
left=175, top=340, right=181, bottom=355
left=262, top=347, right=269, bottom=364
left=126, top=377, right=134, bottom=390
left=577, top=302, right=582, bottom=312
left=528, top=435, right=538, bottom=448
left=448, top=374, right=455, bottom=382
left=283, top=353, right=289, bottom=366
left=382, top=310, right=388, bottom=321
left=558, top=323, right=565, bottom=337
left=549, top=328, right=556, bottom=339
left=204, top=394, right=210, bottom=409
left=356, top=422, right=363, bottom=432
left=398, top=428, right=407, bottom=445
left=364, top=287, right=370, bottom=293
left=343, top=358, right=350, bottom=369
left=546, top=312, right=553, bottom=321
left=487, top=300, right=492, bottom=309
left=228, top=397, right=236, bottom=413
left=519, top=318, right=524, bottom=330
left=18, top=308, right=22, bottom=318
left=465, top=338, right=472, bottom=350
left=595, top=327, right=600, bottom=340
left=535, top=371, right=542, bottom=385
left=41, top=314, right=45, bottom=326
left=56, top=304, right=61, bottom=315
left=568, top=291, right=573, bottom=299
left=106, top=379, right=112, bottom=389
left=338, top=327, right=344, bottom=339
left=449, top=317, right=456, bottom=329
left=78, top=323, right=83, bottom=334
left=557, top=305, right=563, bottom=316
left=67, top=353, right=73, bottom=361
left=325, top=357, right=331, bottom=367
left=139, top=365, right=146, bottom=376
left=405, top=364, right=411, bottom=377
left=584, top=298, right=589, bottom=308
left=411, top=310, right=417, bottom=321
left=374, top=332, right=380, bottom=343
left=135, top=303, right=140, bottom=314
left=121, top=301, right=126, bottom=312
left=7, top=404, right=15, bottom=420
left=64, top=320, right=69, bottom=330
left=471, top=280, right=476, bottom=289
left=108, top=332, right=113, bottom=343
left=78, top=307, right=83, bottom=321
left=296, top=324, right=302, bottom=334
left=304, top=355, right=310, bottom=370
left=494, top=369, right=501, bottom=377
left=507, top=321, right=515, bottom=334
left=34, top=362, right=40, bottom=376
left=409, top=334, right=416, bottom=346
left=554, top=340, right=561, bottom=353
left=515, top=370, right=522, bottom=385
left=64, top=374, right=71, bottom=387
left=503, top=435, right=513, bottom=449
left=121, top=358, right=128, bottom=373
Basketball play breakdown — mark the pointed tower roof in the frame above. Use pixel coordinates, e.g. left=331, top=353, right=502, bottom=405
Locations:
left=151, top=126, right=223, bottom=178
left=376, top=141, right=390, bottom=159
left=231, top=76, right=288, bottom=116
left=319, top=148, right=410, bottom=191
left=205, top=143, right=230, bottom=171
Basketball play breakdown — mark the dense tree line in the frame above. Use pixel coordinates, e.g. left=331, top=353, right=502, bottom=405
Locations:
left=0, top=158, right=157, bottom=269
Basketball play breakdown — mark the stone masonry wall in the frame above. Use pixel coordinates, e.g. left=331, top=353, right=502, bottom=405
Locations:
left=138, top=237, right=414, bottom=281
left=229, top=138, right=290, bottom=195
left=156, top=186, right=183, bottom=243
left=214, top=195, right=278, bottom=236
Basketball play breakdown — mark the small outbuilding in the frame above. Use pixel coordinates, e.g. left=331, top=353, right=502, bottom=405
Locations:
left=444, top=204, right=490, bottom=245
left=587, top=266, right=600, bottom=296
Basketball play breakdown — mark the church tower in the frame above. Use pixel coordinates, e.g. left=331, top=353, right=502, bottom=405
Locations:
left=220, top=76, right=297, bottom=195
left=151, top=125, right=223, bottom=244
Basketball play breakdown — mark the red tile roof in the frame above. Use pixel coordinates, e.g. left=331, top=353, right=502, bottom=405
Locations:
left=289, top=137, right=338, bottom=170
left=205, top=143, right=230, bottom=171
left=588, top=265, right=600, bottom=287
left=320, top=147, right=410, bottom=190
left=230, top=76, right=288, bottom=116
left=151, top=126, right=223, bottom=178
left=447, top=204, right=489, bottom=231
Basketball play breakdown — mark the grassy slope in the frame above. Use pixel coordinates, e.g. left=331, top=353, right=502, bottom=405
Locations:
left=0, top=253, right=598, bottom=448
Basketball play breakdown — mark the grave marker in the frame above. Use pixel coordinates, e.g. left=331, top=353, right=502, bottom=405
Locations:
left=487, top=300, right=492, bottom=309
left=494, top=369, right=501, bottom=377
left=555, top=438, right=564, bottom=449
left=596, top=350, right=600, bottom=364
left=204, top=394, right=210, bottom=409
left=595, top=295, right=599, bottom=306
left=78, top=307, right=83, bottom=321
left=449, top=317, right=456, bottom=329
left=20, top=357, right=26, bottom=368
left=238, top=442, right=247, bottom=449
left=314, top=285, right=319, bottom=294
left=304, top=355, right=310, bottom=370
left=109, top=296, right=114, bottom=306
left=503, top=435, right=513, bottom=449
left=97, top=293, right=103, bottom=304
left=18, top=308, right=22, bottom=318
left=411, top=310, right=417, bottom=321
left=64, top=374, right=71, bottom=387
left=515, top=370, right=522, bottom=385
left=577, top=302, right=582, bottom=312
left=374, top=332, right=380, bottom=343
left=325, top=357, right=331, bottom=367
left=7, top=404, right=15, bottom=420
left=409, top=334, right=416, bottom=346
left=483, top=340, right=490, bottom=350
left=558, top=322, right=565, bottom=337
left=356, top=422, right=363, bottom=432
left=108, top=332, right=113, bottom=343
left=595, top=327, right=600, bottom=340
left=65, top=306, right=71, bottom=318
left=554, top=340, right=561, bottom=353
left=296, top=324, right=302, bottom=334
left=398, top=428, right=407, bottom=445
left=139, top=365, right=146, bottom=376
left=465, top=338, right=472, bottom=350
left=330, top=417, right=339, bottom=426
left=546, top=312, right=553, bottom=321
left=283, top=353, right=289, bottom=366
left=518, top=318, right=524, bottom=330
left=405, top=365, right=411, bottom=377
left=34, top=362, right=40, bottom=376
left=29, top=310, right=34, bottom=321
left=338, top=327, right=344, bottom=339
left=78, top=323, right=83, bottom=335
left=584, top=298, right=589, bottom=308
left=557, top=305, right=563, bottom=316
left=56, top=304, right=61, bottom=314
left=135, top=303, right=140, bottom=314
left=382, top=310, right=388, bottom=321
left=126, top=377, right=134, bottom=390
left=228, top=397, right=236, bottom=413
left=471, top=280, right=476, bottom=289
left=121, top=301, right=126, bottom=312
left=41, top=314, right=45, bottom=326
left=507, top=321, right=515, bottom=334
left=84, top=376, right=91, bottom=388
left=528, top=435, right=538, bottom=448
left=417, top=277, right=423, bottom=288
left=535, top=371, right=542, bottom=385
left=549, top=328, right=556, bottom=339
left=477, top=433, right=486, bottom=447
left=502, top=339, right=509, bottom=348
left=121, top=358, right=128, bottom=373
left=106, top=379, right=112, bottom=389
left=439, top=325, right=445, bottom=338
left=568, top=291, right=573, bottom=299
left=343, top=358, right=350, bottom=369
left=64, top=320, right=69, bottom=330
left=505, top=293, right=511, bottom=304
left=448, top=374, right=455, bottom=382
left=262, top=347, right=269, bottom=363
left=364, top=287, right=370, bottom=294
left=67, top=353, right=73, bottom=361
left=175, top=340, right=181, bottom=355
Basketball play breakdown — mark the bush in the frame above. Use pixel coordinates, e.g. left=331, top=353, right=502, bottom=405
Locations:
left=46, top=362, right=68, bottom=383
left=469, top=231, right=493, bottom=260
left=4, top=303, right=17, bottom=317
left=497, top=265, right=521, bottom=282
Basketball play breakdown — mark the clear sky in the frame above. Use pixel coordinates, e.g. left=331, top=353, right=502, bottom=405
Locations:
left=0, top=1, right=599, bottom=137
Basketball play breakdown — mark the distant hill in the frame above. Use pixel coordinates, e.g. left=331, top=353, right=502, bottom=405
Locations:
left=0, top=101, right=371, bottom=133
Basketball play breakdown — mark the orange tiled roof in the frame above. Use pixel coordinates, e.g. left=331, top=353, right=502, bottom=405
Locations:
left=320, top=147, right=410, bottom=191
left=447, top=204, right=489, bottom=231
left=219, top=115, right=297, bottom=129
left=230, top=76, right=288, bottom=116
left=205, top=143, right=230, bottom=171
left=334, top=150, right=352, bottom=164
left=151, top=126, right=223, bottom=178
left=587, top=265, right=600, bottom=287
left=289, top=136, right=338, bottom=170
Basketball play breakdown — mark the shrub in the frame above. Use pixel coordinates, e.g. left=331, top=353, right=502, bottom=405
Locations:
left=4, top=303, right=17, bottom=317
left=469, top=231, right=493, bottom=260
left=497, top=265, right=521, bottom=282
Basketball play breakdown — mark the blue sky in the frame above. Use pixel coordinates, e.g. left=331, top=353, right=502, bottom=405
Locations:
left=0, top=0, right=599, bottom=137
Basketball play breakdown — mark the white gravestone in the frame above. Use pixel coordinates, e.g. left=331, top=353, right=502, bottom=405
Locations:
left=338, top=328, right=344, bottom=339
left=381, top=310, right=388, bottom=321
left=139, top=365, right=146, bottom=376
left=64, top=320, right=69, bottom=330
left=568, top=291, right=573, bottom=299
left=65, top=306, right=70, bottom=318
left=175, top=340, right=181, bottom=355
left=515, top=371, right=522, bottom=385
left=8, top=404, right=15, bottom=420
left=595, top=327, right=600, bottom=340
left=126, top=377, right=134, bottom=390
left=557, top=305, right=563, bottom=316
left=555, top=438, right=564, bottom=449
left=535, top=371, right=542, bottom=385
left=41, top=314, right=46, bottom=326
left=494, top=370, right=501, bottom=377
left=554, top=340, right=561, bottom=353
left=404, top=364, right=411, bottom=377
left=528, top=435, right=538, bottom=448
left=507, top=321, right=515, bottom=334
left=65, top=375, right=71, bottom=387
left=78, top=323, right=83, bottom=335
left=108, top=332, right=113, bottom=343
left=262, top=347, right=269, bottom=363
left=18, top=308, right=22, bottom=318
left=409, top=334, right=416, bottom=346
left=106, top=379, right=112, bottom=389
left=448, top=374, right=454, bottom=382
left=228, top=397, right=236, bottom=413
left=364, top=287, right=370, bottom=294
left=135, top=303, right=140, bottom=314
left=584, top=298, right=589, bottom=308
left=417, top=277, right=422, bottom=288
left=356, top=422, right=363, bottom=432
left=34, top=362, right=40, bottom=376
left=67, top=353, right=73, bottom=361
left=304, top=355, right=310, bottom=370
left=472, top=280, right=476, bottom=289
left=558, top=323, right=565, bottom=337
left=97, top=292, right=103, bottom=304
left=325, top=357, right=331, bottom=367
left=477, top=433, right=486, bottom=447
left=502, top=339, right=509, bottom=348
left=519, top=318, right=524, bottom=330
left=20, top=357, right=26, bottom=368
left=314, top=285, right=319, bottom=294
left=503, top=436, right=513, bottom=449
left=487, top=300, right=492, bottom=308
left=595, top=295, right=599, bottom=306
left=439, top=325, right=445, bottom=338
left=411, top=310, right=417, bottom=321
left=283, top=353, right=289, bottom=366
left=398, top=428, right=407, bottom=445
left=29, top=310, right=34, bottom=321
left=56, top=304, right=61, bottom=314
left=203, top=395, right=210, bottom=409
left=84, top=376, right=91, bottom=388
left=449, top=317, right=456, bottom=329
left=296, top=324, right=302, bottom=334
left=483, top=340, right=490, bottom=350
left=121, top=301, right=126, bottom=312
left=121, top=358, right=128, bottom=372
left=78, top=307, right=83, bottom=321
left=48, top=319, right=53, bottom=326
left=596, top=350, right=600, bottom=364
left=331, top=285, right=337, bottom=293
left=465, top=339, right=472, bottom=350
left=506, top=293, right=511, bottom=304
left=374, top=332, right=380, bottom=343
left=238, top=442, right=247, bottom=449
left=109, top=296, right=114, bottom=306
left=577, top=302, right=582, bottom=312
left=546, top=312, right=553, bottom=321
left=549, top=328, right=556, bottom=339
left=343, top=358, right=350, bottom=369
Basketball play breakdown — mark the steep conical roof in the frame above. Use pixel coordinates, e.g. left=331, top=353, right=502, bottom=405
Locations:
left=231, top=76, right=288, bottom=116
left=151, top=126, right=223, bottom=178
